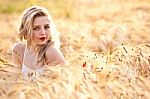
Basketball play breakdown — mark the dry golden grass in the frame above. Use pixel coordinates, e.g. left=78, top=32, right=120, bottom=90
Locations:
left=0, top=0, right=150, bottom=99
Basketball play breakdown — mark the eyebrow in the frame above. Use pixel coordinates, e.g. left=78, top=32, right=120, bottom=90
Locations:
left=33, top=24, right=50, bottom=27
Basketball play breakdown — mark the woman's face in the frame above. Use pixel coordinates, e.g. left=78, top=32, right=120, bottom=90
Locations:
left=32, top=16, right=51, bottom=45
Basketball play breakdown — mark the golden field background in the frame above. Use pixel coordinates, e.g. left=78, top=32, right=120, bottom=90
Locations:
left=0, top=0, right=150, bottom=98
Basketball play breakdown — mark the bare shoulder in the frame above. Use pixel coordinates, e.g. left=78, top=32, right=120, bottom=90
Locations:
left=45, top=46, right=65, bottom=65
left=46, top=46, right=60, bottom=55
left=12, top=42, right=26, bottom=66
left=12, top=42, right=25, bottom=52
left=12, top=42, right=26, bottom=57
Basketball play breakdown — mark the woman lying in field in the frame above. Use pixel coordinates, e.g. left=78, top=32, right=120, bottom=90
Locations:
left=12, top=6, right=65, bottom=80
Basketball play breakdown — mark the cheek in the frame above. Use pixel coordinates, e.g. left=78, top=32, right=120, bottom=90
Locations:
left=46, top=31, right=51, bottom=38
left=32, top=32, right=38, bottom=39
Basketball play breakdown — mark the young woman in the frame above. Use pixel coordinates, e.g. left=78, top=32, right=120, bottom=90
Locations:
left=12, top=6, right=65, bottom=79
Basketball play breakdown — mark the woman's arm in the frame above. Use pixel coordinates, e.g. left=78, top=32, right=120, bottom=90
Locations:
left=45, top=47, right=65, bottom=66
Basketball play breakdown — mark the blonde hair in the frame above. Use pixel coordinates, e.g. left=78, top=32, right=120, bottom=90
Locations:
left=18, top=6, right=60, bottom=63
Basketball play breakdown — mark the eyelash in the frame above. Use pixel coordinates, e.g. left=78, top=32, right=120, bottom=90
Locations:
left=33, top=27, right=40, bottom=31
left=33, top=26, right=50, bottom=31
left=44, top=26, right=50, bottom=29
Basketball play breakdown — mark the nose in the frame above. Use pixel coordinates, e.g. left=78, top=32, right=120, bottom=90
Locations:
left=40, top=27, right=46, bottom=35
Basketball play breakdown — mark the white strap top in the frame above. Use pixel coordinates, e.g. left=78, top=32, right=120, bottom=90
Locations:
left=22, top=43, right=52, bottom=80
left=22, top=64, right=44, bottom=80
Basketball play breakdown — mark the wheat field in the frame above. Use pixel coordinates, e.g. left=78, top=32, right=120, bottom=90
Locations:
left=0, top=0, right=150, bottom=99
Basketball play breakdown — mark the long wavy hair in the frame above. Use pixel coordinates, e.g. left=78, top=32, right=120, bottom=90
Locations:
left=18, top=6, right=60, bottom=63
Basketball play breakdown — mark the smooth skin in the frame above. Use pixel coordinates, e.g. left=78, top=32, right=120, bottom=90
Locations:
left=12, top=16, right=65, bottom=69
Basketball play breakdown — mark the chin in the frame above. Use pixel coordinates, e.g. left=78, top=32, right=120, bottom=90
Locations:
left=39, top=42, right=47, bottom=45
left=35, top=39, right=49, bottom=46
left=36, top=41, right=46, bottom=46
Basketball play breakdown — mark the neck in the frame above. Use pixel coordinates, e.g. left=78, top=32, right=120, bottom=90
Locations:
left=26, top=44, right=40, bottom=54
left=27, top=41, right=43, bottom=52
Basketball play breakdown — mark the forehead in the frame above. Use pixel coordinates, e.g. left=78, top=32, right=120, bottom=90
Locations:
left=33, top=16, right=50, bottom=26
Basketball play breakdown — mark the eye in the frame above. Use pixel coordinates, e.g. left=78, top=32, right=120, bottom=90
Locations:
left=33, top=27, right=40, bottom=31
left=44, top=25, right=50, bottom=30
